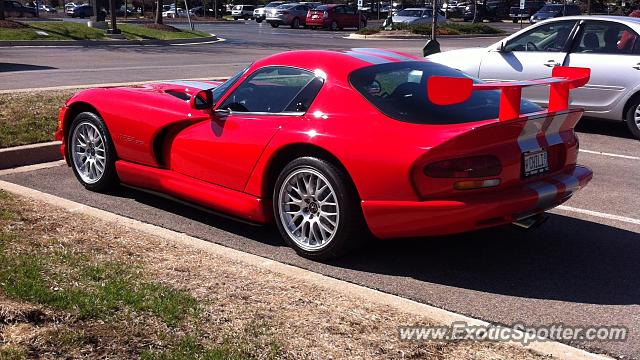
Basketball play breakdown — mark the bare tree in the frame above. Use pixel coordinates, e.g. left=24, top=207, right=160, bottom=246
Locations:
left=155, top=0, right=163, bottom=23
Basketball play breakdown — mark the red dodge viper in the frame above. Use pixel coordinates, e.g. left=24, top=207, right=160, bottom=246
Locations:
left=56, top=48, right=593, bottom=260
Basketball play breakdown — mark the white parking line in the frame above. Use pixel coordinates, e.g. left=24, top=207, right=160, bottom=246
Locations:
left=557, top=205, right=640, bottom=226
left=579, top=149, right=640, bottom=161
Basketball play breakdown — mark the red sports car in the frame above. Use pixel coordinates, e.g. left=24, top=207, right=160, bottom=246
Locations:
left=56, top=48, right=592, bottom=260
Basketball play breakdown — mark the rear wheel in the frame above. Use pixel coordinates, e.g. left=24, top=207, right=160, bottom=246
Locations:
left=68, top=112, right=118, bottom=192
left=291, top=17, right=300, bottom=28
left=256, top=18, right=262, bottom=23
left=512, top=18, right=518, bottom=23
left=359, top=19, right=366, bottom=29
left=270, top=22, right=279, bottom=27
left=625, top=97, right=640, bottom=139
left=273, top=157, right=366, bottom=260
left=330, top=20, right=338, bottom=31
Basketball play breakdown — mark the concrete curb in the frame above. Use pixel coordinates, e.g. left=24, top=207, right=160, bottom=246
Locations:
left=347, top=32, right=504, bottom=40
left=0, top=172, right=614, bottom=360
left=0, top=34, right=219, bottom=47
left=0, top=141, right=62, bottom=170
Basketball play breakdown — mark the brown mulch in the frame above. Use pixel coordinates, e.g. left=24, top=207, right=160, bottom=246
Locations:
left=141, top=23, right=181, bottom=32
left=0, top=20, right=29, bottom=29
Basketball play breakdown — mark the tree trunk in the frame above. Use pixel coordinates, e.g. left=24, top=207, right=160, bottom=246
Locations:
left=0, top=0, right=5, bottom=21
left=155, top=0, right=162, bottom=23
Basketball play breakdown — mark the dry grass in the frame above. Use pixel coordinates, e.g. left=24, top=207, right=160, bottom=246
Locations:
left=0, top=191, right=547, bottom=359
left=0, top=89, right=76, bottom=148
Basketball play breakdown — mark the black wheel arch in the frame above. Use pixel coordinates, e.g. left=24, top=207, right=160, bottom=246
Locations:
left=64, top=102, right=103, bottom=151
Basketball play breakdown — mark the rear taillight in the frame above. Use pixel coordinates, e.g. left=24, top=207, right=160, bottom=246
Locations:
left=323, top=10, right=328, bottom=18
left=424, top=155, right=501, bottom=178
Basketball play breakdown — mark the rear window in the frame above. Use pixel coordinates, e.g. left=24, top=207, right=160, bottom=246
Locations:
left=349, top=61, right=542, bottom=125
left=315, top=5, right=331, bottom=10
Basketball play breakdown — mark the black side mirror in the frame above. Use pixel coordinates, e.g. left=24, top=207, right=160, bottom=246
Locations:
left=189, top=89, right=214, bottom=111
left=498, top=41, right=509, bottom=52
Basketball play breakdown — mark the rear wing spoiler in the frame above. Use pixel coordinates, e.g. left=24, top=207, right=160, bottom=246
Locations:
left=427, top=66, right=590, bottom=121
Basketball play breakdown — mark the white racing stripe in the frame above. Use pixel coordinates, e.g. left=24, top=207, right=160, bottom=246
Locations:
left=557, top=205, right=640, bottom=226
left=579, top=149, right=640, bottom=161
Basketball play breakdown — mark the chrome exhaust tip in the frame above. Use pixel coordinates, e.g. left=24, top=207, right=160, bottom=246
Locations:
left=512, top=213, right=548, bottom=229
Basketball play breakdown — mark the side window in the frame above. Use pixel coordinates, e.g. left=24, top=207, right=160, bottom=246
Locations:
left=334, top=6, right=345, bottom=14
left=505, top=20, right=577, bottom=52
left=573, top=21, right=638, bottom=55
left=345, top=7, right=356, bottom=15
left=219, top=67, right=323, bottom=114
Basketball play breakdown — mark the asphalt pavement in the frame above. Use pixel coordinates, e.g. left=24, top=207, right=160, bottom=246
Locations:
left=0, top=21, right=503, bottom=90
left=1, top=19, right=639, bottom=359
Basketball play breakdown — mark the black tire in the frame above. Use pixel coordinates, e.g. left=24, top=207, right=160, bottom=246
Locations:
left=256, top=18, right=262, bottom=23
left=512, top=18, right=518, bottom=23
left=359, top=19, right=366, bottom=29
left=270, top=22, right=279, bottom=28
left=625, top=96, right=640, bottom=139
left=233, top=16, right=238, bottom=20
left=244, top=14, right=249, bottom=20
left=330, top=20, right=338, bottom=31
left=68, top=112, right=118, bottom=192
left=273, top=157, right=367, bottom=260
left=291, top=17, right=300, bottom=28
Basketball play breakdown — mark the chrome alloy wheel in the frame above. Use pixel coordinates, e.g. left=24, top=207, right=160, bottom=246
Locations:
left=634, top=104, right=640, bottom=131
left=71, top=121, right=106, bottom=184
left=277, top=168, right=340, bottom=251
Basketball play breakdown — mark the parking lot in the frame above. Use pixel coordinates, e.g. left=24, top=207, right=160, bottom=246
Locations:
left=1, top=19, right=639, bottom=359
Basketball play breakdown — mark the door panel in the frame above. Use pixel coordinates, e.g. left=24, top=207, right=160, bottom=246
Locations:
left=566, top=20, right=640, bottom=113
left=479, top=20, right=577, bottom=105
left=170, top=115, right=285, bottom=191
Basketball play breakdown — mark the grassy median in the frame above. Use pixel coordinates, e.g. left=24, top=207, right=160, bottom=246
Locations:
left=0, top=89, right=76, bottom=148
left=356, top=22, right=504, bottom=36
left=0, top=21, right=209, bottom=41
left=0, top=190, right=549, bottom=359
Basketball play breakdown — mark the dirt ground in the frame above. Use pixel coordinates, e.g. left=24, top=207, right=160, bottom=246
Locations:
left=0, top=191, right=549, bottom=359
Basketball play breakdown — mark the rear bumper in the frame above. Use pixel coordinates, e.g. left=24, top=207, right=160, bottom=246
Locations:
left=305, top=18, right=329, bottom=27
left=361, top=165, right=592, bottom=239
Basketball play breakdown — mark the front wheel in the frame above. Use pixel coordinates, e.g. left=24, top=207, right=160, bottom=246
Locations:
left=625, top=97, right=640, bottom=139
left=270, top=22, right=279, bottom=28
left=291, top=17, right=300, bottom=28
left=330, top=20, right=338, bottom=31
left=256, top=18, right=262, bottom=23
left=273, top=157, right=366, bottom=260
left=68, top=112, right=118, bottom=192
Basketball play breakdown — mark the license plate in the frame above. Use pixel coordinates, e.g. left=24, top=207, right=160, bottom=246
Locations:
left=312, top=15, right=319, bottom=18
left=523, top=149, right=549, bottom=177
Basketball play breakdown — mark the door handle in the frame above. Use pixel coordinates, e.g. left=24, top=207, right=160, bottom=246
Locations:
left=543, top=60, right=559, bottom=67
left=633, top=63, right=640, bottom=70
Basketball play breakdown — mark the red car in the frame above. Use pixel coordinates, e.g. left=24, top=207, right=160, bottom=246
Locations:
left=56, top=49, right=592, bottom=260
left=306, top=4, right=366, bottom=30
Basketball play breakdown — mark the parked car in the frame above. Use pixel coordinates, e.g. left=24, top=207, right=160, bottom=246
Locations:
left=530, top=3, right=580, bottom=23
left=64, top=2, right=78, bottom=12
left=3, top=0, right=37, bottom=17
left=253, top=1, right=285, bottom=23
left=163, top=7, right=186, bottom=17
left=68, top=4, right=98, bottom=18
left=463, top=1, right=505, bottom=22
left=428, top=16, right=640, bottom=139
left=39, top=4, right=57, bottom=12
left=306, top=4, right=366, bottom=30
left=509, top=0, right=544, bottom=23
left=57, top=49, right=593, bottom=259
left=189, top=5, right=214, bottom=16
left=391, top=7, right=445, bottom=26
left=231, top=4, right=254, bottom=19
left=300, top=1, right=321, bottom=8
left=266, top=3, right=311, bottom=28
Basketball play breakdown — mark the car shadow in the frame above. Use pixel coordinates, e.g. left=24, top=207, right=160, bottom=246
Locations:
left=113, top=184, right=639, bottom=306
left=0, top=63, right=57, bottom=72
left=576, top=116, right=635, bottom=140
left=326, top=213, right=640, bottom=305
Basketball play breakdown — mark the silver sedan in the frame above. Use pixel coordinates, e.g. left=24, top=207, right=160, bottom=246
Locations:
left=266, top=3, right=312, bottom=28
left=428, top=16, right=640, bottom=139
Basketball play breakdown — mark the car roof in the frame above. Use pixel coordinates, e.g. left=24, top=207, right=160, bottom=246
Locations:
left=250, top=49, right=422, bottom=80
left=402, top=7, right=430, bottom=10
left=545, top=15, right=640, bottom=24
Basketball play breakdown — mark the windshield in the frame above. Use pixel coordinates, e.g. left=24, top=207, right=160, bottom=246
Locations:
left=397, top=9, right=424, bottom=17
left=539, top=4, right=561, bottom=12
left=277, top=4, right=296, bottom=9
left=265, top=2, right=283, bottom=7
left=212, top=67, right=248, bottom=104
left=349, top=61, right=541, bottom=125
